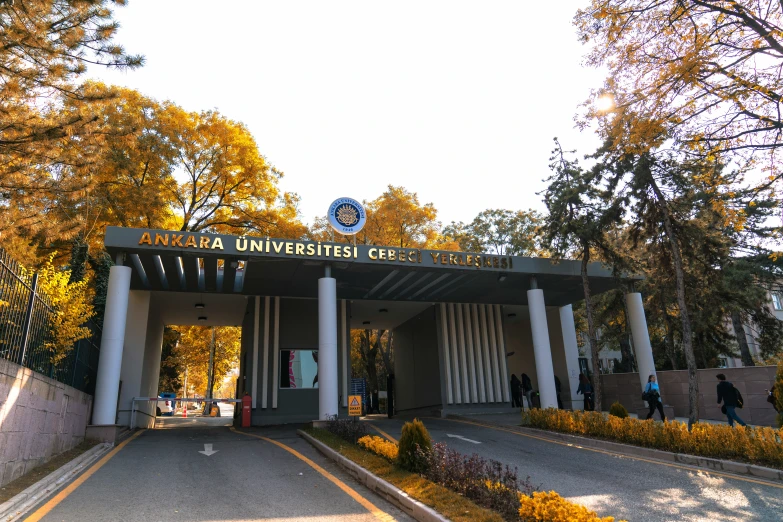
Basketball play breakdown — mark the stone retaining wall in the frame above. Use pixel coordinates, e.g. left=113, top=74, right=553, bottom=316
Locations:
left=0, top=358, right=93, bottom=487
left=600, top=366, right=778, bottom=426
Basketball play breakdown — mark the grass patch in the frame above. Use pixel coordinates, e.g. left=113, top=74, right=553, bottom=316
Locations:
left=304, top=427, right=504, bottom=522
left=0, top=440, right=100, bottom=503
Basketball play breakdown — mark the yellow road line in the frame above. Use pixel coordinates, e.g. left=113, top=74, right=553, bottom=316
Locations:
left=26, top=430, right=146, bottom=522
left=367, top=422, right=398, bottom=444
left=231, top=427, right=396, bottom=522
left=438, top=417, right=783, bottom=490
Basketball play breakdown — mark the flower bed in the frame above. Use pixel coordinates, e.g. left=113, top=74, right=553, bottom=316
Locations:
left=317, top=418, right=624, bottom=522
left=521, top=408, right=783, bottom=470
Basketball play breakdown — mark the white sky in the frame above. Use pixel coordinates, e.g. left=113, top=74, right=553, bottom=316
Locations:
left=88, top=0, right=605, bottom=228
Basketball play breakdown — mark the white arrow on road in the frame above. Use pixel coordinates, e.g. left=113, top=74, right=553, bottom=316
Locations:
left=447, top=434, right=481, bottom=444
left=199, top=443, right=218, bottom=456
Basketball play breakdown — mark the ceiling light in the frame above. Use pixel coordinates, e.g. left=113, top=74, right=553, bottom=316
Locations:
left=362, top=321, right=371, bottom=325
left=198, top=316, right=207, bottom=322
left=507, top=313, right=516, bottom=318
left=195, top=303, right=205, bottom=309
left=498, top=274, right=507, bottom=282
left=379, top=308, right=388, bottom=313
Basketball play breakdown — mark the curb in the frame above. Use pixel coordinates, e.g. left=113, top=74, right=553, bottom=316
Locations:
left=0, top=442, right=113, bottom=522
left=446, top=414, right=783, bottom=483
left=297, top=430, right=448, bottom=522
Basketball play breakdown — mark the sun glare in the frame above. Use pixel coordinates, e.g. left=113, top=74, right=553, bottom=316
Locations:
left=595, top=94, right=615, bottom=112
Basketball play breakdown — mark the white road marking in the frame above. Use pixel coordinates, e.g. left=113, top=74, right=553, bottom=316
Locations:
left=199, top=443, right=219, bottom=456
left=446, top=433, right=481, bottom=444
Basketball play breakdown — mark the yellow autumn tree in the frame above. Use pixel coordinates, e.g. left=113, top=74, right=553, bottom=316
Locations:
left=24, top=256, right=95, bottom=364
left=171, top=326, right=241, bottom=398
left=576, top=0, right=783, bottom=169
left=310, top=185, right=456, bottom=249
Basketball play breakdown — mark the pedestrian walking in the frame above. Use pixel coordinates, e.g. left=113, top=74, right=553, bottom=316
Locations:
left=767, top=384, right=780, bottom=414
left=510, top=374, right=523, bottom=407
left=577, top=373, right=594, bottom=411
left=643, top=374, right=666, bottom=421
left=716, top=373, right=747, bottom=427
left=554, top=375, right=563, bottom=409
left=521, top=373, right=533, bottom=409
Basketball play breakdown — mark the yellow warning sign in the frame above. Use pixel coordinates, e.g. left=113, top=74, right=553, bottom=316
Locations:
left=348, top=395, right=362, bottom=416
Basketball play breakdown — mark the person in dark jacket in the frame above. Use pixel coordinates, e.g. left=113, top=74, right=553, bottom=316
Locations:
left=717, top=373, right=746, bottom=427
left=510, top=374, right=522, bottom=408
left=577, top=373, right=594, bottom=411
left=521, top=373, right=533, bottom=409
left=554, top=375, right=563, bottom=409
left=643, top=374, right=665, bottom=421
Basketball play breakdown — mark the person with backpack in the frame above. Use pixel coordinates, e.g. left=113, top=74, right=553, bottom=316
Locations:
left=577, top=373, right=594, bottom=411
left=521, top=373, right=533, bottom=409
left=643, top=374, right=665, bottom=421
left=716, top=373, right=747, bottom=427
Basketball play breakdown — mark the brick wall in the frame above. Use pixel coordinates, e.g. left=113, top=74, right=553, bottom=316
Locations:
left=0, top=358, right=93, bottom=487
left=600, top=366, right=778, bottom=426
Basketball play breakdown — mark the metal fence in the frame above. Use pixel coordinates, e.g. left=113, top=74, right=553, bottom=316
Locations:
left=0, top=248, right=100, bottom=393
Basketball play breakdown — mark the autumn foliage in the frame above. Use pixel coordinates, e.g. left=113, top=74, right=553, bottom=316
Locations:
left=522, top=408, right=783, bottom=470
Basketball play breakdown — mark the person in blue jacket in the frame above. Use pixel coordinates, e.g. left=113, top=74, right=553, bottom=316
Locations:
left=644, top=374, right=666, bottom=421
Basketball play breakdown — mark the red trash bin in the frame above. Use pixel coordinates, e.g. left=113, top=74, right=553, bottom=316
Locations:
left=242, top=394, right=252, bottom=428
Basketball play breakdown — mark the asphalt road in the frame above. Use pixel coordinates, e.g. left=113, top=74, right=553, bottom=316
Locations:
left=23, top=425, right=413, bottom=522
left=366, top=416, right=783, bottom=522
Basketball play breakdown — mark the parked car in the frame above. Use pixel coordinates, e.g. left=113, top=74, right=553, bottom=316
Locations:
left=157, top=392, right=177, bottom=416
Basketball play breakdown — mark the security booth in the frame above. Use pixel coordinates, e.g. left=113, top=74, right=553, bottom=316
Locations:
left=89, top=224, right=656, bottom=434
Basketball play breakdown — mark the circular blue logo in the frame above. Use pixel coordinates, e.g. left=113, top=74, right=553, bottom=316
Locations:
left=328, top=197, right=366, bottom=235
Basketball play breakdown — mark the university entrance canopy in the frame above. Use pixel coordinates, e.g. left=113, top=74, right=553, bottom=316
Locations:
left=104, top=226, right=624, bottom=306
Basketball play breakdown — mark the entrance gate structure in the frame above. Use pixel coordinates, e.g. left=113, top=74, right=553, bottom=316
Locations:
left=89, top=226, right=657, bottom=436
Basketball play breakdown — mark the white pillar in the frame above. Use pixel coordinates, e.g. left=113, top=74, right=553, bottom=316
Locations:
left=559, top=304, right=583, bottom=410
left=528, top=288, right=558, bottom=409
left=93, top=265, right=132, bottom=425
left=318, top=276, right=338, bottom=420
left=626, top=292, right=656, bottom=392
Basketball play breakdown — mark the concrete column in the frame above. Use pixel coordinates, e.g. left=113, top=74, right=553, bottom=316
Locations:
left=92, top=265, right=132, bottom=425
left=318, top=275, right=338, bottom=420
left=528, top=287, right=558, bottom=409
left=559, top=304, right=583, bottom=410
left=626, top=292, right=657, bottom=392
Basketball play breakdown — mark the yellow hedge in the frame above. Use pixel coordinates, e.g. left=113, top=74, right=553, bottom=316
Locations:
left=519, top=491, right=622, bottom=522
left=521, top=408, right=783, bottom=469
left=358, top=435, right=399, bottom=462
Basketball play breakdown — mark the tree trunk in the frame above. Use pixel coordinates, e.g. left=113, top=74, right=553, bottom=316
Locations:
left=730, top=311, right=755, bottom=367
left=377, top=330, right=393, bottom=374
left=620, top=293, right=637, bottom=372
left=650, top=178, right=698, bottom=429
left=580, top=242, right=601, bottom=411
left=360, top=329, right=380, bottom=413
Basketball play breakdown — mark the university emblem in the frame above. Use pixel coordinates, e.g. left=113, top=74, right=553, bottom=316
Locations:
left=328, top=197, right=366, bottom=235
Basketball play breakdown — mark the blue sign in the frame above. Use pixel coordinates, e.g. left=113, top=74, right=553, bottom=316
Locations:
left=328, top=197, right=367, bottom=235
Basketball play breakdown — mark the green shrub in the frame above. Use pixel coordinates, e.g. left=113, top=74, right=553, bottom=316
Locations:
left=398, top=418, right=432, bottom=473
left=609, top=402, right=629, bottom=419
left=323, top=415, right=368, bottom=444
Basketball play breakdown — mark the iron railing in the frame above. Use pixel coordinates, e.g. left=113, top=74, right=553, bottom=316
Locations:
left=0, top=248, right=100, bottom=393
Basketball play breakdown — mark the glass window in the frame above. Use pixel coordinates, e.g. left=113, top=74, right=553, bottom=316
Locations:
left=279, top=349, right=318, bottom=389
left=772, top=292, right=782, bottom=311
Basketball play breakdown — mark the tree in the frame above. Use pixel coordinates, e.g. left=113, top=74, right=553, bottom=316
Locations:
left=576, top=0, right=783, bottom=169
left=158, top=327, right=182, bottom=393
left=28, top=255, right=94, bottom=365
left=0, top=1, right=142, bottom=246
left=541, top=139, right=623, bottom=412
left=169, top=326, right=241, bottom=398
left=443, top=209, right=543, bottom=255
